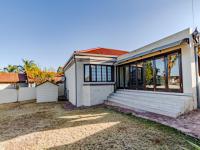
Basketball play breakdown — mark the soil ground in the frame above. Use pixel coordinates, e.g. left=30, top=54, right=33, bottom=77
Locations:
left=0, top=102, right=199, bottom=150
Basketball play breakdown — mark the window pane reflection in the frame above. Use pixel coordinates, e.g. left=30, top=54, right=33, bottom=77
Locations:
left=102, top=66, right=107, bottom=81
left=119, top=67, right=124, bottom=87
left=84, top=65, right=90, bottom=81
left=107, top=66, right=112, bottom=81
left=130, top=64, right=137, bottom=88
left=155, top=57, right=165, bottom=89
left=125, top=66, right=129, bottom=88
left=145, top=60, right=154, bottom=89
left=97, top=65, right=101, bottom=82
left=91, top=65, right=96, bottom=81
left=137, top=62, right=144, bottom=89
left=168, top=53, right=180, bottom=90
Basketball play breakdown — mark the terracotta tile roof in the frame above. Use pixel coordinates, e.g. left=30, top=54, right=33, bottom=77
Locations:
left=0, top=73, right=27, bottom=83
left=27, top=73, right=64, bottom=84
left=75, top=47, right=128, bottom=56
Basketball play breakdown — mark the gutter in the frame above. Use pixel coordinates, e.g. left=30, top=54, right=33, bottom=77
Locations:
left=192, top=28, right=200, bottom=108
left=74, top=55, right=78, bottom=107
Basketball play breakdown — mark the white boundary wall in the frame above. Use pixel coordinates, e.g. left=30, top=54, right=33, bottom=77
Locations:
left=0, top=87, right=36, bottom=104
left=18, top=87, right=36, bottom=102
left=0, top=89, right=17, bottom=104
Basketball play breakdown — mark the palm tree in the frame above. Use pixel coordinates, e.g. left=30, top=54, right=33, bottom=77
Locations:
left=57, top=66, right=63, bottom=74
left=3, top=65, right=20, bottom=73
left=22, top=59, right=36, bottom=72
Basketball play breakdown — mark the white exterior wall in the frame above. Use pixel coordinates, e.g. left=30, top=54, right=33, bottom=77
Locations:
left=64, top=63, right=76, bottom=105
left=18, top=87, right=36, bottom=101
left=36, top=82, right=58, bottom=103
left=0, top=89, right=17, bottom=104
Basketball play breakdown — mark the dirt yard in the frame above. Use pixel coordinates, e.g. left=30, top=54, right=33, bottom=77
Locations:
left=0, top=102, right=199, bottom=150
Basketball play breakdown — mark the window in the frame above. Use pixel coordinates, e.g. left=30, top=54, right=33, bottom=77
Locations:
left=107, top=66, right=112, bottom=81
left=84, top=64, right=114, bottom=82
left=119, top=66, right=124, bottom=87
left=130, top=64, right=137, bottom=89
left=155, top=57, right=166, bottom=89
left=102, top=66, right=107, bottom=81
left=91, top=65, right=96, bottom=81
left=84, top=65, right=90, bottom=82
left=168, top=53, right=181, bottom=90
left=97, top=65, right=101, bottom=81
left=137, top=62, right=144, bottom=89
left=145, top=59, right=154, bottom=89
left=125, top=66, right=130, bottom=88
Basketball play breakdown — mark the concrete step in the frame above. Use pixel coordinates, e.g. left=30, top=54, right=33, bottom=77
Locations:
left=108, top=94, right=184, bottom=112
left=110, top=93, right=186, bottom=107
left=108, top=96, right=181, bottom=117
left=107, top=98, right=179, bottom=118
left=106, top=89, right=194, bottom=118
left=116, top=90, right=192, bottom=102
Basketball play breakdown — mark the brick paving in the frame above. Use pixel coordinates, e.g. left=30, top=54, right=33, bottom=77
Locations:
left=105, top=101, right=200, bottom=139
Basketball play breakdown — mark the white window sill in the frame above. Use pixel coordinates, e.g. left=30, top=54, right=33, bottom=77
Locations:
left=83, top=82, right=115, bottom=86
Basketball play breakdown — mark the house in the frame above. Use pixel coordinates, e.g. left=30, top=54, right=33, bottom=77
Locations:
left=109, top=28, right=200, bottom=118
left=36, top=81, right=58, bottom=103
left=64, top=28, right=200, bottom=118
left=0, top=73, right=28, bottom=90
left=63, top=47, right=128, bottom=106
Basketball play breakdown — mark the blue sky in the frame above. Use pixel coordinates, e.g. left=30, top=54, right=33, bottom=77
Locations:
left=0, top=0, right=199, bottom=70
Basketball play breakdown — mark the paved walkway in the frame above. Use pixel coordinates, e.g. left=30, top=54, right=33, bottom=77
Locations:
left=105, top=101, right=200, bottom=139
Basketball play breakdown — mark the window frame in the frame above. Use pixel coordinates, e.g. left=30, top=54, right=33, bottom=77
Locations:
left=84, top=64, right=114, bottom=82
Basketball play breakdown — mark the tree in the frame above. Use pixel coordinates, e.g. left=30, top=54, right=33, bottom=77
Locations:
left=57, top=66, right=63, bottom=74
left=145, top=61, right=154, bottom=85
left=3, top=65, right=21, bottom=73
left=168, top=54, right=178, bottom=78
left=22, top=59, right=37, bottom=72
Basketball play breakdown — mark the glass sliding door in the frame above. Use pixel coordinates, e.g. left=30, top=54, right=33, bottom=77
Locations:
left=124, top=65, right=130, bottom=88
left=130, top=64, right=137, bottom=89
left=119, top=66, right=124, bottom=88
left=137, top=62, right=144, bottom=90
left=167, top=52, right=181, bottom=92
left=145, top=59, right=154, bottom=90
left=155, top=57, right=166, bottom=90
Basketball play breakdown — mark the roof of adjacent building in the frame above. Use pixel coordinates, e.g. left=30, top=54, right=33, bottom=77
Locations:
left=75, top=47, right=128, bottom=56
left=36, top=80, right=59, bottom=87
left=0, top=73, right=27, bottom=83
left=27, top=73, right=64, bottom=84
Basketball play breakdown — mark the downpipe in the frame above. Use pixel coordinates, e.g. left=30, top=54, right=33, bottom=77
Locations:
left=194, top=45, right=200, bottom=108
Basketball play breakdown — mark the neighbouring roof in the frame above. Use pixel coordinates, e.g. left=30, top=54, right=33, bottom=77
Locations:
left=0, top=73, right=27, bottom=83
left=36, top=80, right=58, bottom=87
left=75, top=47, right=128, bottom=56
left=27, top=73, right=64, bottom=84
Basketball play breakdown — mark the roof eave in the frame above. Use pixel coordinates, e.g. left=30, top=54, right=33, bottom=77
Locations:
left=116, top=38, right=189, bottom=65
